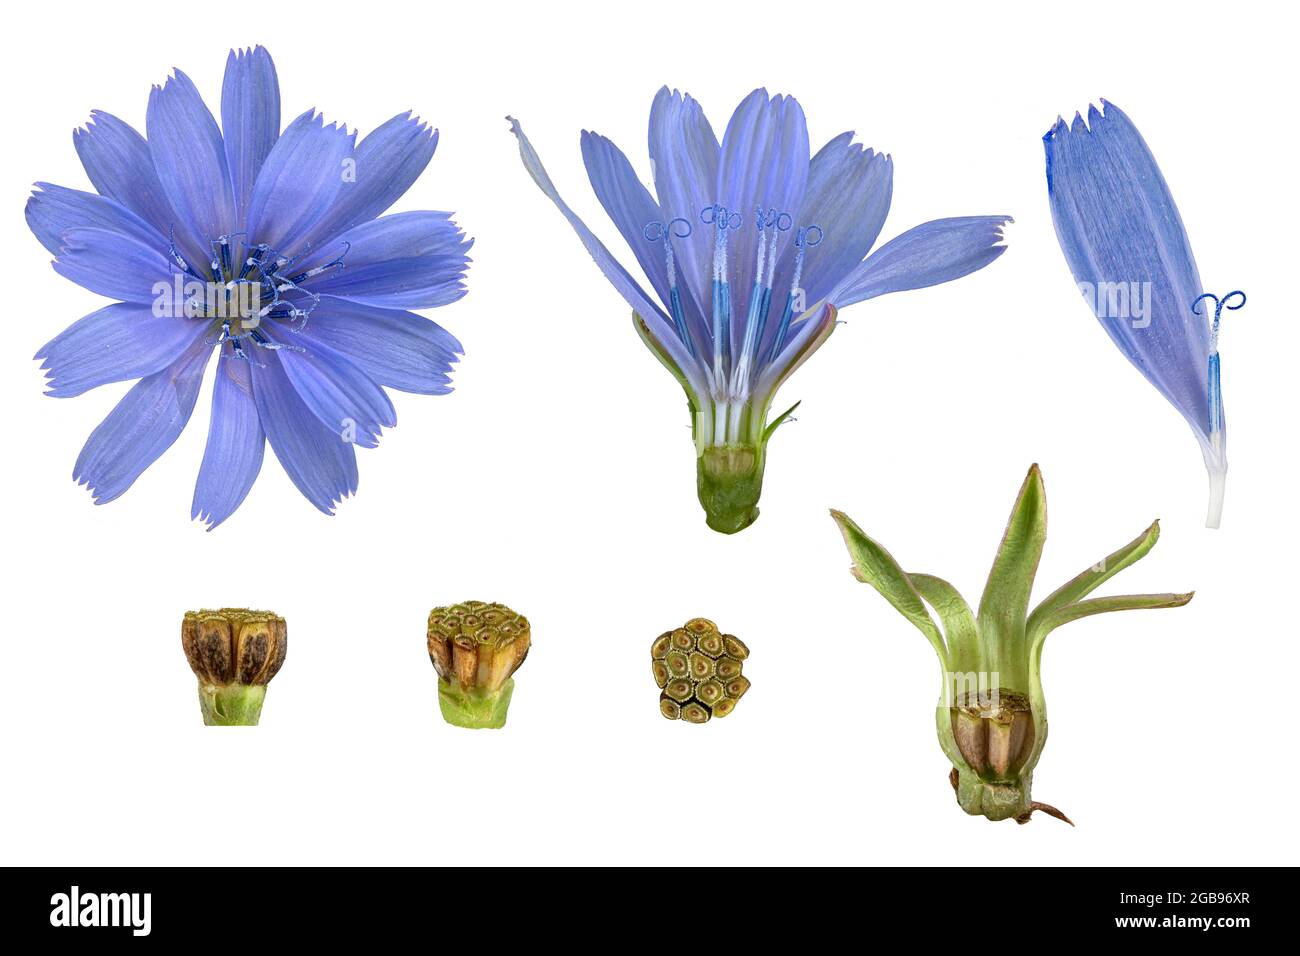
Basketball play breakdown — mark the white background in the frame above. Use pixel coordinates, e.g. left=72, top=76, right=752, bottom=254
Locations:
left=1, top=0, right=1295, bottom=866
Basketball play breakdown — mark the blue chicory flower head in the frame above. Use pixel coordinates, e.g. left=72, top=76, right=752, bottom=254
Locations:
left=1044, top=100, right=1240, bottom=528
left=27, top=46, right=471, bottom=528
left=510, top=89, right=1010, bottom=533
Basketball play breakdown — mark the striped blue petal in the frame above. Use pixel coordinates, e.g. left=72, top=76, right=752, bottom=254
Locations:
left=26, top=183, right=167, bottom=257
left=580, top=130, right=711, bottom=360
left=277, top=343, right=396, bottom=449
left=1044, top=101, right=1225, bottom=525
left=250, top=352, right=358, bottom=515
left=796, top=134, right=893, bottom=306
left=831, top=216, right=1011, bottom=307
left=73, top=112, right=176, bottom=237
left=146, top=69, right=237, bottom=271
left=73, top=334, right=211, bottom=504
left=245, top=109, right=355, bottom=256
left=509, top=116, right=711, bottom=399
left=52, top=226, right=178, bottom=302
left=305, top=112, right=439, bottom=247
left=303, top=210, right=471, bottom=310
left=192, top=358, right=265, bottom=530
left=717, top=90, right=810, bottom=334
left=648, top=87, right=718, bottom=309
left=300, top=296, right=461, bottom=395
left=221, top=46, right=281, bottom=224
left=35, top=302, right=202, bottom=397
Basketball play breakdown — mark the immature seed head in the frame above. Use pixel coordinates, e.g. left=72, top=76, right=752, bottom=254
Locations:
left=427, top=601, right=531, bottom=693
left=950, top=690, right=1036, bottom=781
left=182, top=608, right=287, bottom=687
left=651, top=618, right=749, bottom=722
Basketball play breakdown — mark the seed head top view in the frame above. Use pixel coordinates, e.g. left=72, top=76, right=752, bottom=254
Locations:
left=510, top=89, right=1011, bottom=533
left=26, top=47, right=471, bottom=528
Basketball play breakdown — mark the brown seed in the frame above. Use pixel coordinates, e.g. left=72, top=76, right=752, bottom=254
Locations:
left=680, top=702, right=711, bottom=724
left=696, top=680, right=725, bottom=706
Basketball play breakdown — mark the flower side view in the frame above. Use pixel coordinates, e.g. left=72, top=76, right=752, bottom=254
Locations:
left=27, top=46, right=471, bottom=528
left=832, top=464, right=1193, bottom=823
left=1045, top=101, right=1242, bottom=528
left=181, top=608, right=287, bottom=726
left=510, top=90, right=1010, bottom=533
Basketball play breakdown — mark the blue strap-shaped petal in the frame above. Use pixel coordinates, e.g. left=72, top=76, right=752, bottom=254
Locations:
left=245, top=109, right=356, bottom=257
left=35, top=302, right=202, bottom=398
left=73, top=112, right=176, bottom=238
left=221, top=46, right=281, bottom=226
left=250, top=351, right=358, bottom=515
left=794, top=133, right=893, bottom=307
left=52, top=226, right=180, bottom=302
left=1044, top=103, right=1212, bottom=457
left=305, top=112, right=439, bottom=249
left=73, top=332, right=211, bottom=505
left=27, top=183, right=168, bottom=257
left=648, top=87, right=719, bottom=309
left=304, top=210, right=471, bottom=310
left=829, top=215, right=1011, bottom=307
left=716, top=90, right=810, bottom=343
left=581, top=130, right=709, bottom=359
left=508, top=116, right=710, bottom=399
left=192, top=357, right=265, bottom=530
left=301, top=295, right=461, bottom=396
left=277, top=343, right=396, bottom=449
left=146, top=69, right=237, bottom=272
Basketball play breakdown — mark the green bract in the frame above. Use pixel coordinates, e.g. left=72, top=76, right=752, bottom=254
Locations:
left=831, top=464, right=1193, bottom=824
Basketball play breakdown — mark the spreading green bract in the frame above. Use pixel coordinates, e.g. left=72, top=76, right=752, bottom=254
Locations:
left=832, top=464, right=1193, bottom=824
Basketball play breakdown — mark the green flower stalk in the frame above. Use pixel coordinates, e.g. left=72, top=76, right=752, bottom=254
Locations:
left=427, top=602, right=531, bottom=729
left=652, top=618, right=750, bottom=723
left=831, top=464, right=1193, bottom=824
left=181, top=609, right=287, bottom=726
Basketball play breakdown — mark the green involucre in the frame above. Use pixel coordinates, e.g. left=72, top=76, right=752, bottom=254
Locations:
left=832, top=464, right=1193, bottom=824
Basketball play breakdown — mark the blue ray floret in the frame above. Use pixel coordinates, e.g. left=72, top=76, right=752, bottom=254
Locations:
left=1044, top=100, right=1240, bottom=528
left=27, top=46, right=471, bottom=528
left=510, top=88, right=1011, bottom=533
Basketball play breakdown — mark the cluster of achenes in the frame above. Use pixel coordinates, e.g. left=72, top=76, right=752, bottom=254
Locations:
left=181, top=608, right=287, bottom=726
left=651, top=618, right=750, bottom=723
left=427, top=601, right=532, bottom=729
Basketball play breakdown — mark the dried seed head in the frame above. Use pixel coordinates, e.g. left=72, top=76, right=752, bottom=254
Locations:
left=951, top=690, right=1036, bottom=781
left=182, top=609, right=286, bottom=687
left=652, top=618, right=750, bottom=722
left=427, top=601, right=531, bottom=693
